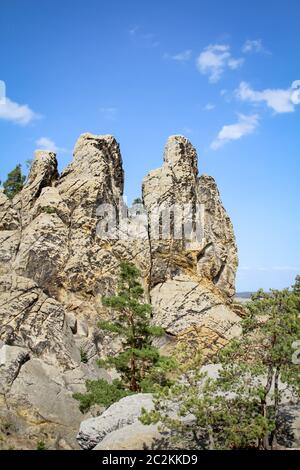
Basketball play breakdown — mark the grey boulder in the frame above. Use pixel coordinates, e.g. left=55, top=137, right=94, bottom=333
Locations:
left=77, top=393, right=154, bottom=450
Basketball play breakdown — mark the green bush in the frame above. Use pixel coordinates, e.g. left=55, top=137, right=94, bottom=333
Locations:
left=41, top=205, right=56, bottom=214
left=73, top=379, right=132, bottom=413
left=80, top=348, right=88, bottom=364
left=36, top=441, right=46, bottom=450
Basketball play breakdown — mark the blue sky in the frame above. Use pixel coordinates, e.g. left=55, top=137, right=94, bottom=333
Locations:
left=1, top=0, right=300, bottom=292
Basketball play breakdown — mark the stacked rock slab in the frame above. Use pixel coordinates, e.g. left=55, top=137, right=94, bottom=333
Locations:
left=0, top=133, right=241, bottom=448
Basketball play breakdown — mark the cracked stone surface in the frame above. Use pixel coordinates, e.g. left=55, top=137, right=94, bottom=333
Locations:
left=0, top=133, right=241, bottom=448
left=142, top=136, right=241, bottom=345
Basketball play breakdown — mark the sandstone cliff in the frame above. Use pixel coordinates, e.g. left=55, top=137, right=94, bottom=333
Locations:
left=0, top=133, right=241, bottom=449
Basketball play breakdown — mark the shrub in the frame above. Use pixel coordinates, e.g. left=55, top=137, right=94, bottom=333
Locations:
left=73, top=379, right=131, bottom=413
left=80, top=348, right=88, bottom=364
left=41, top=206, right=56, bottom=214
left=36, top=441, right=46, bottom=450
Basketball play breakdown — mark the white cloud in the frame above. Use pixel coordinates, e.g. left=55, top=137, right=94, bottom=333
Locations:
left=240, top=266, right=300, bottom=272
left=228, top=57, right=244, bottom=69
left=36, top=137, right=58, bottom=152
left=100, top=107, right=118, bottom=120
left=291, top=80, right=300, bottom=104
left=211, top=113, right=259, bottom=150
left=242, top=39, right=270, bottom=54
left=196, top=44, right=244, bottom=83
left=165, top=50, right=192, bottom=62
left=236, top=81, right=300, bottom=113
left=273, top=266, right=300, bottom=272
left=0, top=80, right=5, bottom=104
left=204, top=103, right=215, bottom=111
left=36, top=137, right=67, bottom=154
left=0, top=97, right=39, bottom=125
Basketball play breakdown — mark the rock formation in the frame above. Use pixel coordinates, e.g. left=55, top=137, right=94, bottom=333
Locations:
left=143, top=136, right=240, bottom=354
left=0, top=132, right=242, bottom=449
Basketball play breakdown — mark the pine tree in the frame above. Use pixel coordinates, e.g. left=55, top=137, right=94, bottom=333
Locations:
left=293, top=275, right=300, bottom=296
left=241, top=285, right=300, bottom=448
left=141, top=280, right=300, bottom=449
left=132, top=197, right=142, bottom=205
left=98, top=262, right=171, bottom=392
left=3, top=164, right=26, bottom=199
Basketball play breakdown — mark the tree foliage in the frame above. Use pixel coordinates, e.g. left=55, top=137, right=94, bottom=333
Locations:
left=98, top=262, right=173, bottom=392
left=132, top=197, right=143, bottom=205
left=73, top=379, right=130, bottom=413
left=141, top=279, right=300, bottom=450
left=3, top=164, right=26, bottom=199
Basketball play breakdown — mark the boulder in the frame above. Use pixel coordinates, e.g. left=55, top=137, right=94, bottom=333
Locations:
left=7, top=358, right=83, bottom=429
left=77, top=393, right=154, bottom=450
left=93, top=423, right=160, bottom=450
left=0, top=345, right=30, bottom=392
left=0, top=350, right=84, bottom=449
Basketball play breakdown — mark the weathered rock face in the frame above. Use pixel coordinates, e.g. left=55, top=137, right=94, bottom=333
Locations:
left=0, top=132, right=241, bottom=448
left=0, top=275, right=79, bottom=369
left=57, top=134, right=125, bottom=297
left=0, top=192, right=21, bottom=276
left=0, top=344, right=90, bottom=450
left=143, top=136, right=237, bottom=297
left=14, top=150, right=59, bottom=225
left=142, top=136, right=240, bottom=345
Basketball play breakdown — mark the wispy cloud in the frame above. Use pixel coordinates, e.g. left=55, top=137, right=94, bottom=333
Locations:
left=164, top=49, right=192, bottom=62
left=196, top=44, right=244, bottom=83
left=99, top=107, right=118, bottom=120
left=129, top=26, right=139, bottom=36
left=35, top=137, right=68, bottom=154
left=0, top=96, right=40, bottom=125
left=242, top=39, right=270, bottom=55
left=239, top=266, right=300, bottom=272
left=128, top=26, right=159, bottom=48
left=204, top=103, right=216, bottom=111
left=0, top=80, right=5, bottom=104
left=236, top=81, right=300, bottom=114
left=211, top=113, right=259, bottom=150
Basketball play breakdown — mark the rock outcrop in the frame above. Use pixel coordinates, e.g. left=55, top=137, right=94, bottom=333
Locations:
left=0, top=132, right=241, bottom=448
left=143, top=136, right=241, bottom=350
left=0, top=275, right=79, bottom=368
